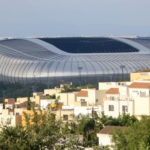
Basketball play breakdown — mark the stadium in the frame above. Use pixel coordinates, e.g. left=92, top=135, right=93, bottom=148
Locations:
left=0, top=37, right=150, bottom=85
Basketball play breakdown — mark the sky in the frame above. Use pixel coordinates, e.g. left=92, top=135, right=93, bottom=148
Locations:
left=0, top=0, right=150, bottom=38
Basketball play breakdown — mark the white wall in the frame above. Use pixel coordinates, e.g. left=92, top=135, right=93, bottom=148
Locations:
left=133, top=97, right=150, bottom=116
left=74, top=106, right=102, bottom=116
left=103, top=100, right=133, bottom=118
left=76, top=89, right=100, bottom=106
left=0, top=114, right=16, bottom=128
left=56, top=93, right=76, bottom=106
left=44, top=88, right=61, bottom=95
left=40, top=99, right=55, bottom=110
left=97, top=133, right=113, bottom=147
left=129, top=88, right=150, bottom=98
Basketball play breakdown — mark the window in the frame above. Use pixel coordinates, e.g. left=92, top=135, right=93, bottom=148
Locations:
left=63, top=115, right=68, bottom=121
left=80, top=99, right=85, bottom=102
left=140, top=91, right=146, bottom=97
left=122, top=105, right=128, bottom=113
left=6, top=118, right=11, bottom=124
left=110, top=96, right=114, bottom=100
left=109, top=105, right=114, bottom=111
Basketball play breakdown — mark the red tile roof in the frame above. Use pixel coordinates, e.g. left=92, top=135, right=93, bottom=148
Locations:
left=99, top=126, right=126, bottom=134
left=106, top=88, right=119, bottom=94
left=5, top=98, right=15, bottom=105
left=128, top=82, right=150, bottom=89
left=76, top=90, right=88, bottom=97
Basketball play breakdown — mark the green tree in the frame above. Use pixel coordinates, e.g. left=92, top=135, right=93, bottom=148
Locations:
left=112, top=116, right=150, bottom=150
left=27, top=97, right=31, bottom=110
left=75, top=114, right=101, bottom=147
left=0, top=126, right=30, bottom=150
left=0, top=110, right=64, bottom=150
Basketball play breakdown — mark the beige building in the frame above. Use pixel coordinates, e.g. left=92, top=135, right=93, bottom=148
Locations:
left=44, top=88, right=61, bottom=96
left=16, top=97, right=28, bottom=103
left=52, top=108, right=74, bottom=122
left=0, top=109, right=21, bottom=129
left=56, top=92, right=77, bottom=106
left=32, top=92, right=49, bottom=105
left=76, top=89, right=101, bottom=106
left=130, top=72, right=150, bottom=81
left=128, top=82, right=150, bottom=118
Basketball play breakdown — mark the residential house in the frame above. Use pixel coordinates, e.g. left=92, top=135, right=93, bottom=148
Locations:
left=56, top=92, right=77, bottom=106
left=97, top=126, right=126, bottom=149
left=128, top=82, right=150, bottom=118
left=130, top=71, right=150, bottom=81
left=0, top=109, right=21, bottom=129
left=76, top=89, right=101, bottom=106
left=103, top=88, right=133, bottom=118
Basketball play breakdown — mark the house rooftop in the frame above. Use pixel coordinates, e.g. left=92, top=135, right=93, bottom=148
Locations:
left=106, top=88, right=119, bottom=94
left=5, top=98, right=15, bottom=105
left=76, top=90, right=88, bottom=97
left=128, top=82, right=150, bottom=88
left=99, top=126, right=126, bottom=134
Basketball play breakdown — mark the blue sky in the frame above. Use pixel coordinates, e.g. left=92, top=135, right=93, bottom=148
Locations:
left=0, top=0, right=150, bottom=38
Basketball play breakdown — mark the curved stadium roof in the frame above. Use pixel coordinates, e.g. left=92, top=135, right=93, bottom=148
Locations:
left=0, top=37, right=150, bottom=85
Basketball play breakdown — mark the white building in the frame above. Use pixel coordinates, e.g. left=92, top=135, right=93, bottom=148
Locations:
left=76, top=89, right=101, bottom=106
left=100, top=81, right=150, bottom=118
left=128, top=82, right=150, bottom=118
left=103, top=88, right=133, bottom=118
left=40, top=99, right=55, bottom=110
left=0, top=109, right=21, bottom=129
left=97, top=126, right=126, bottom=149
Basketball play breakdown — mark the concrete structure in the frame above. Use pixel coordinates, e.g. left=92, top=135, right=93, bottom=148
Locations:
left=0, top=37, right=150, bottom=85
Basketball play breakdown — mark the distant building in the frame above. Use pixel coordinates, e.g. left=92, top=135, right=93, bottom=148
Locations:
left=0, top=37, right=150, bottom=84
left=130, top=71, right=150, bottom=81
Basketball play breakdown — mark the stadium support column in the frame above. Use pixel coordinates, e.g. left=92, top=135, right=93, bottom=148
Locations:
left=78, top=66, right=83, bottom=86
left=120, top=65, right=125, bottom=81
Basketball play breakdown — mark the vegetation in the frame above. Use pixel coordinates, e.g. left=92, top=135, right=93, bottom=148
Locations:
left=27, top=97, right=32, bottom=110
left=100, top=112, right=137, bottom=126
left=0, top=82, right=47, bottom=99
left=113, top=116, right=150, bottom=150
left=0, top=110, right=142, bottom=150
left=0, top=82, right=97, bottom=100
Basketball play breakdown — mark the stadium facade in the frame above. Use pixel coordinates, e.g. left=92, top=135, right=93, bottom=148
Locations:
left=0, top=37, right=150, bottom=85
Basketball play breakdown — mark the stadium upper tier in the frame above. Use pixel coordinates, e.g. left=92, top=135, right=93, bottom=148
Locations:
left=0, top=37, right=149, bottom=85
